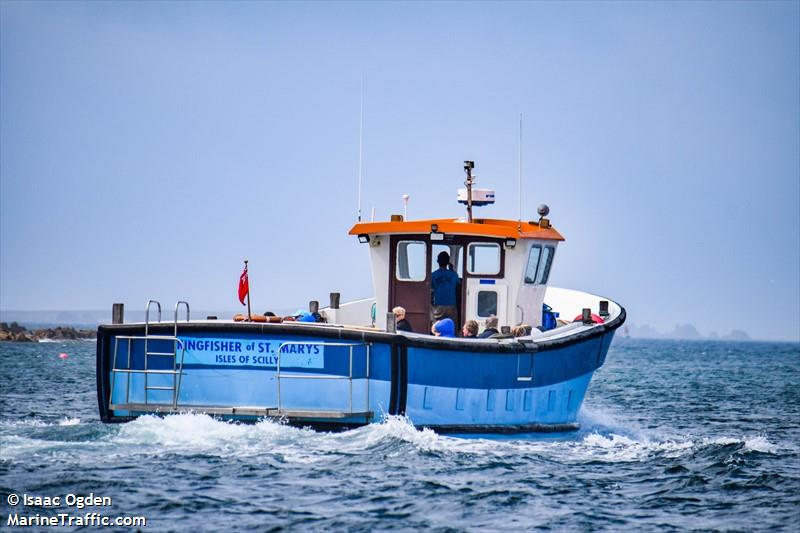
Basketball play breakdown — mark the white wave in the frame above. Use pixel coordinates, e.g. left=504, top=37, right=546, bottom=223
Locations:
left=702, top=435, right=781, bottom=454
left=744, top=435, right=780, bottom=454
left=0, top=411, right=785, bottom=466
left=37, top=338, right=60, bottom=343
left=346, top=415, right=444, bottom=451
left=0, top=418, right=49, bottom=429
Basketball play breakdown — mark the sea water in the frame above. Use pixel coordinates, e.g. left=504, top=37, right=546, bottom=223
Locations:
left=0, top=339, right=797, bottom=531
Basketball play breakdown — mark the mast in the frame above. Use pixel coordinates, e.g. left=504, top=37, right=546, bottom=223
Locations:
left=464, top=160, right=475, bottom=223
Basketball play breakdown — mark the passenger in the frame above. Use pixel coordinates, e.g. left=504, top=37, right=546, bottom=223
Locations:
left=393, top=306, right=414, bottom=332
left=297, top=312, right=316, bottom=323
left=478, top=316, right=499, bottom=338
left=431, top=318, right=455, bottom=338
left=431, top=251, right=459, bottom=322
left=513, top=324, right=532, bottom=337
left=462, top=319, right=479, bottom=338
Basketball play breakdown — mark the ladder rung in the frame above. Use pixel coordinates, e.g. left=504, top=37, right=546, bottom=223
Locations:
left=146, top=386, right=176, bottom=391
left=146, top=352, right=175, bottom=357
left=111, top=369, right=179, bottom=375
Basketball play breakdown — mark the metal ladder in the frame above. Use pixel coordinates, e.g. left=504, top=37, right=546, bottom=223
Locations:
left=143, top=300, right=190, bottom=406
left=110, top=300, right=190, bottom=411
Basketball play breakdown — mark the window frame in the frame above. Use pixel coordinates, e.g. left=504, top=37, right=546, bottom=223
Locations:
left=524, top=244, right=555, bottom=285
left=394, top=240, right=428, bottom=283
left=525, top=245, right=542, bottom=284
left=536, top=245, right=555, bottom=285
left=466, top=241, right=502, bottom=277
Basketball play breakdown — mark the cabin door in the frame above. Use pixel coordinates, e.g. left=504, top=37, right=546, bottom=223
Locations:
left=389, top=236, right=466, bottom=334
left=466, top=280, right=508, bottom=329
left=389, top=236, right=431, bottom=334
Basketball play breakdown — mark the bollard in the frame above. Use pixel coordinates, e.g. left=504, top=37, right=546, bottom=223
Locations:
left=501, top=326, right=511, bottom=335
left=309, top=301, right=319, bottom=314
left=599, top=300, right=609, bottom=317
left=386, top=312, right=397, bottom=333
left=330, top=292, right=340, bottom=310
left=112, top=303, right=124, bottom=324
left=582, top=308, right=592, bottom=324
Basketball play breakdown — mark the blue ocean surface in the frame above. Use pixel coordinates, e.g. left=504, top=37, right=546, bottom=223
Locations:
left=1, top=339, right=798, bottom=531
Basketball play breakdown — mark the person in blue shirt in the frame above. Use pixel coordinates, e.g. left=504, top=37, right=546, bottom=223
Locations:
left=431, top=251, right=459, bottom=322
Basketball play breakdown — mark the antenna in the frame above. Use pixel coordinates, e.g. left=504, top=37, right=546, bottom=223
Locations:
left=402, top=194, right=409, bottom=220
left=357, top=74, right=364, bottom=222
left=518, top=113, right=523, bottom=230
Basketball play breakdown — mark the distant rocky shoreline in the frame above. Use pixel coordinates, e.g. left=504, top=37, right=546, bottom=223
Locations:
left=0, top=322, right=95, bottom=342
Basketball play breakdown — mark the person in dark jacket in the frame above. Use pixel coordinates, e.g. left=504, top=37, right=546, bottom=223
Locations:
left=393, top=306, right=413, bottom=332
left=478, top=316, right=499, bottom=338
left=431, top=251, right=459, bottom=322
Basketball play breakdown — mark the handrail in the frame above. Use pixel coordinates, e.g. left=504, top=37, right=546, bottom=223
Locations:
left=275, top=341, right=369, bottom=416
left=145, top=300, right=161, bottom=330
left=174, top=301, right=190, bottom=333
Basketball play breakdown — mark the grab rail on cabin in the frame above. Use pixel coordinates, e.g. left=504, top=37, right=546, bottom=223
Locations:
left=275, top=341, right=371, bottom=418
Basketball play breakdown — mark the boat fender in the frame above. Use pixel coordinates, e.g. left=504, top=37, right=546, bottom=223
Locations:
left=233, top=314, right=270, bottom=323
left=573, top=313, right=604, bottom=324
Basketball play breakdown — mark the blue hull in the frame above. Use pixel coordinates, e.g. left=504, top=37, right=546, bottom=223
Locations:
left=96, top=315, right=622, bottom=433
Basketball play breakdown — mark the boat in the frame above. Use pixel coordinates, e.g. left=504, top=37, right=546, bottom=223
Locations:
left=96, top=161, right=626, bottom=433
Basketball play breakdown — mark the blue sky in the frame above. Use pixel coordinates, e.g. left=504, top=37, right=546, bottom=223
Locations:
left=1, top=1, right=798, bottom=341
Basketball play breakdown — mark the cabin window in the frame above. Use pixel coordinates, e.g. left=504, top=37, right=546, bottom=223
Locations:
left=525, top=246, right=541, bottom=283
left=432, top=244, right=463, bottom=274
left=525, top=245, right=555, bottom=284
left=396, top=241, right=426, bottom=282
left=477, top=291, right=498, bottom=317
left=467, top=243, right=501, bottom=275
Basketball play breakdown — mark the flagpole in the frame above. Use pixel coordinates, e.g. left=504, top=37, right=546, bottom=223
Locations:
left=244, top=259, right=252, bottom=321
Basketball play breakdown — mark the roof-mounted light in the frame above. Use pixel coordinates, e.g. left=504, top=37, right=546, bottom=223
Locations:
left=505, top=238, right=517, bottom=249
left=430, top=223, right=444, bottom=241
left=358, top=234, right=370, bottom=244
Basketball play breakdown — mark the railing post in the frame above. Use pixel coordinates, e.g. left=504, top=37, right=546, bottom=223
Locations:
left=276, top=347, right=282, bottom=411
left=349, top=346, right=353, bottom=413
left=365, top=344, right=370, bottom=418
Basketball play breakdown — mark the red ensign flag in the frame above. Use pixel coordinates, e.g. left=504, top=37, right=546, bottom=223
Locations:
left=238, top=266, right=249, bottom=305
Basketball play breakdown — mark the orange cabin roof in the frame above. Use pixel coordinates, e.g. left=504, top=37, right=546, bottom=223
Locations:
left=349, top=218, right=565, bottom=241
